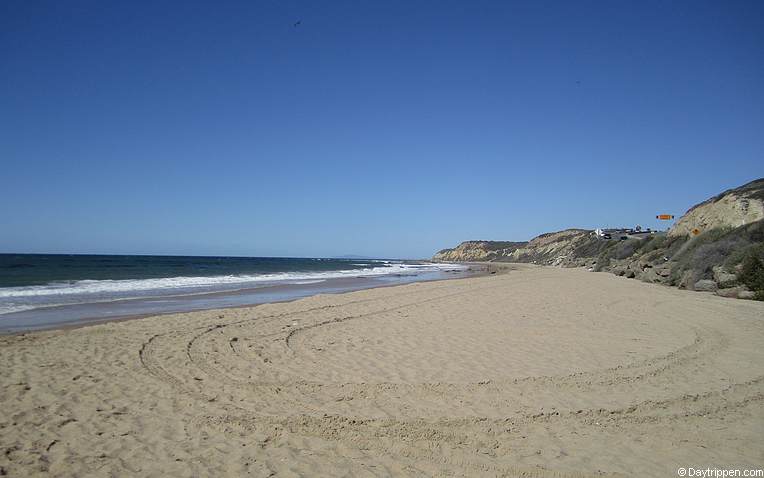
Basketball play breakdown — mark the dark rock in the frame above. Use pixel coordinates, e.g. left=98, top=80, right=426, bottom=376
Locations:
left=715, top=286, right=745, bottom=298
left=678, top=271, right=695, bottom=289
left=656, top=266, right=671, bottom=277
left=693, top=279, right=717, bottom=292
left=712, top=266, right=738, bottom=286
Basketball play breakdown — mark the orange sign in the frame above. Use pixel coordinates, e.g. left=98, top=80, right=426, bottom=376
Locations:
left=656, top=214, right=674, bottom=220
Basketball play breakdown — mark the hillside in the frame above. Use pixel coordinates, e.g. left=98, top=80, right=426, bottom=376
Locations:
left=433, top=178, right=764, bottom=299
left=669, top=178, right=764, bottom=237
left=432, top=241, right=526, bottom=262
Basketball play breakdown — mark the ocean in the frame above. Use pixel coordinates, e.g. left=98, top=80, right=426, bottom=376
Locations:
left=0, top=254, right=471, bottom=332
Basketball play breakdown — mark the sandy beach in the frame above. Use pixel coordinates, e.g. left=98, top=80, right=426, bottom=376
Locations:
left=1, top=264, right=763, bottom=477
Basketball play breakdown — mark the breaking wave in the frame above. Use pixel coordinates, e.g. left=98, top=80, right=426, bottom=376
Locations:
left=0, top=262, right=467, bottom=316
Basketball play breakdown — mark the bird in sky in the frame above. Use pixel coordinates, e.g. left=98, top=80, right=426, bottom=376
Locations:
left=293, top=20, right=301, bottom=27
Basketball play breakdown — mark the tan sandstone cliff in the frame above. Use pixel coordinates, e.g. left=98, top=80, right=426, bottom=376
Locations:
left=669, top=179, right=764, bottom=237
left=432, top=241, right=526, bottom=262
left=505, top=229, right=591, bottom=265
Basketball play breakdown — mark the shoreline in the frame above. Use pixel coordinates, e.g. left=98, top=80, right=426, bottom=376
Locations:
left=0, top=264, right=492, bottom=335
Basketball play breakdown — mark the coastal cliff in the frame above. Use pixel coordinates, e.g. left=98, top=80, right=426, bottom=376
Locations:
left=432, top=241, right=526, bottom=262
left=434, top=178, right=764, bottom=299
left=433, top=229, right=594, bottom=266
left=668, top=178, right=764, bottom=237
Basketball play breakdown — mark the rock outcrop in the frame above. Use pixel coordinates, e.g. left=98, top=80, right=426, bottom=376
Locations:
left=433, top=241, right=526, bottom=262
left=505, top=229, right=592, bottom=265
left=432, top=231, right=596, bottom=265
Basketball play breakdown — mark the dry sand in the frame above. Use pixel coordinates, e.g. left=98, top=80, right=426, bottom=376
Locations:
left=1, top=264, right=763, bottom=477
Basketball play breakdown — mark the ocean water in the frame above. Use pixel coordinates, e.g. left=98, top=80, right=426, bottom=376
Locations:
left=0, top=254, right=470, bottom=332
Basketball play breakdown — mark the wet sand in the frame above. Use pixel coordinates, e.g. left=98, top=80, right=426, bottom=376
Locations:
left=0, top=267, right=480, bottom=334
left=1, top=264, right=763, bottom=477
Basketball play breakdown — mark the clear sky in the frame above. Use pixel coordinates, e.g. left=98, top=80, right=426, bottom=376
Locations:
left=1, top=1, right=762, bottom=259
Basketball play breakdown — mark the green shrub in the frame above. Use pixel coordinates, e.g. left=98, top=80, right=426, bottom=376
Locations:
left=738, top=246, right=764, bottom=300
left=614, top=239, right=640, bottom=260
left=637, top=234, right=667, bottom=253
left=650, top=221, right=763, bottom=289
left=722, top=220, right=764, bottom=269
left=689, top=242, right=732, bottom=279
left=572, top=235, right=614, bottom=258
left=669, top=224, right=761, bottom=281
left=668, top=268, right=681, bottom=286
left=593, top=241, right=618, bottom=271
left=665, top=235, right=689, bottom=257
left=725, top=248, right=750, bottom=269
left=673, top=227, right=732, bottom=260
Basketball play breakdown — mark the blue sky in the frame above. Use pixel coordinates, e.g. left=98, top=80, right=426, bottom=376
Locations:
left=1, top=0, right=762, bottom=258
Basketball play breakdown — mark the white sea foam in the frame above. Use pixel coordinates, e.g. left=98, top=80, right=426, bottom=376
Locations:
left=0, top=304, right=38, bottom=315
left=0, top=263, right=467, bottom=316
